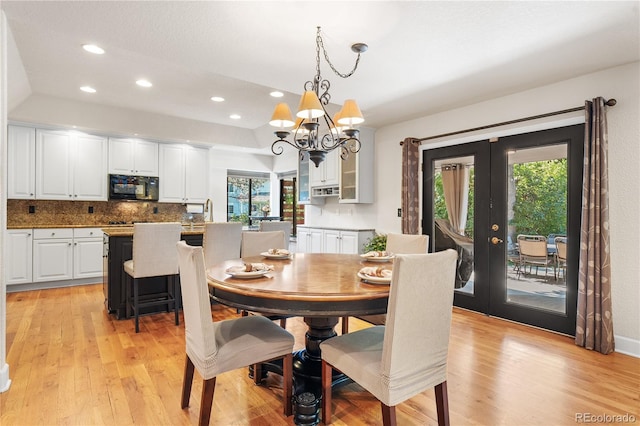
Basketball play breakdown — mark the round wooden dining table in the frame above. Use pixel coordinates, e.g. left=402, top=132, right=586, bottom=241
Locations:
left=206, top=252, right=391, bottom=418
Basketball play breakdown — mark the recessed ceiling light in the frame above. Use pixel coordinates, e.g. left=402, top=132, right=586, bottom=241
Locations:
left=82, top=44, right=104, bottom=55
left=80, top=86, right=96, bottom=93
left=270, top=91, right=284, bottom=98
left=211, top=96, right=225, bottom=102
left=230, top=114, right=241, bottom=120
left=136, top=79, right=152, bottom=88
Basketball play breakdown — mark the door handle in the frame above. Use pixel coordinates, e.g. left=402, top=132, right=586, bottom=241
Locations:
left=491, top=237, right=503, bottom=245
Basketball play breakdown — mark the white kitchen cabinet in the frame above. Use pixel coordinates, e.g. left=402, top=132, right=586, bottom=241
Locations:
left=298, top=227, right=374, bottom=254
left=310, top=148, right=339, bottom=188
left=296, top=227, right=324, bottom=253
left=108, top=137, right=159, bottom=176
left=73, top=228, right=104, bottom=280
left=33, top=228, right=74, bottom=282
left=323, top=229, right=362, bottom=254
left=338, top=127, right=374, bottom=204
left=159, top=144, right=209, bottom=203
left=7, top=125, right=36, bottom=199
left=297, top=152, right=324, bottom=205
left=5, top=230, right=33, bottom=285
left=36, top=129, right=108, bottom=201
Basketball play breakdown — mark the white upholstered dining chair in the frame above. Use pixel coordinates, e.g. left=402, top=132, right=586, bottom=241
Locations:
left=202, top=222, right=242, bottom=268
left=321, top=249, right=458, bottom=426
left=176, top=241, right=294, bottom=425
left=124, top=222, right=182, bottom=333
left=240, top=230, right=290, bottom=327
left=240, top=230, right=287, bottom=258
left=259, top=221, right=292, bottom=250
left=342, top=233, right=430, bottom=334
left=385, top=233, right=429, bottom=255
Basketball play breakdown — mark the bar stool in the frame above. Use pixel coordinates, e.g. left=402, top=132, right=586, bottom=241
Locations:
left=124, top=222, right=182, bottom=333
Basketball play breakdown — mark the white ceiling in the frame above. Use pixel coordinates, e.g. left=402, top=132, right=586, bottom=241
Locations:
left=2, top=1, right=639, bottom=148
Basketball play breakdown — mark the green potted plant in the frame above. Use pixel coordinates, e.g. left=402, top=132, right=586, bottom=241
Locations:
left=363, top=233, right=387, bottom=252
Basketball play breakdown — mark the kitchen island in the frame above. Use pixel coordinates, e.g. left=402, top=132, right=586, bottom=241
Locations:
left=102, top=225, right=204, bottom=319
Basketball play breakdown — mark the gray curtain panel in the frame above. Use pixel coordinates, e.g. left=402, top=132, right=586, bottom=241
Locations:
left=575, top=97, right=614, bottom=354
left=401, top=138, right=420, bottom=234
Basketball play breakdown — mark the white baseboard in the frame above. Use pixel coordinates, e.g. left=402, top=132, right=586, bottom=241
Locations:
left=615, top=335, right=640, bottom=358
left=0, top=363, right=11, bottom=393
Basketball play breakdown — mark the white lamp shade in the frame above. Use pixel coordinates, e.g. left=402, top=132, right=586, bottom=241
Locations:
left=296, top=91, right=325, bottom=119
left=269, top=103, right=295, bottom=128
left=337, top=99, right=365, bottom=126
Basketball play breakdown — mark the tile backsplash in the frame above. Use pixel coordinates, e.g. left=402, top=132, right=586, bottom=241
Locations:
left=7, top=199, right=202, bottom=228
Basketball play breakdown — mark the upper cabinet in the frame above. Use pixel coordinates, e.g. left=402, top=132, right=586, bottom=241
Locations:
left=35, top=129, right=108, bottom=201
left=159, top=144, right=209, bottom=203
left=310, top=148, right=339, bottom=188
left=7, top=125, right=36, bottom=199
left=108, top=137, right=159, bottom=176
left=338, top=127, right=374, bottom=204
left=298, top=152, right=324, bottom=205
left=304, top=127, right=375, bottom=203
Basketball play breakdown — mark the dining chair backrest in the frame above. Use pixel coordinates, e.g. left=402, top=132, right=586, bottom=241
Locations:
left=381, top=250, right=457, bottom=404
left=555, top=236, right=567, bottom=261
left=202, top=222, right=242, bottom=268
left=241, top=230, right=287, bottom=258
left=259, top=221, right=292, bottom=249
left=385, top=233, right=429, bottom=254
left=176, top=241, right=216, bottom=359
left=130, top=222, right=181, bottom=278
left=517, top=234, right=548, bottom=258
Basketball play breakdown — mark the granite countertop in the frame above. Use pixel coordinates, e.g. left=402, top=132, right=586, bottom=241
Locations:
left=297, top=225, right=375, bottom=232
left=103, top=224, right=205, bottom=237
left=8, top=223, right=206, bottom=236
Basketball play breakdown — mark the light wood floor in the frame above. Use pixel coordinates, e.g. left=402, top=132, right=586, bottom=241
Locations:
left=1, top=284, right=638, bottom=425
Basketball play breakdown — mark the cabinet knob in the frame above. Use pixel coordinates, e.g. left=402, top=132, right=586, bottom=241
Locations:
left=51, top=232, right=55, bottom=236
left=30, top=193, right=34, bottom=196
left=69, top=194, right=72, bottom=197
left=68, top=243, right=72, bottom=246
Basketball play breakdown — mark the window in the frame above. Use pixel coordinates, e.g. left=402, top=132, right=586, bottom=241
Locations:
left=227, top=172, right=271, bottom=226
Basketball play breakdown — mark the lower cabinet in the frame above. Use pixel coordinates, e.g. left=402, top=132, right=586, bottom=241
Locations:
left=73, top=228, right=104, bottom=279
left=297, top=227, right=324, bottom=253
left=5, top=230, right=33, bottom=285
left=297, top=227, right=374, bottom=254
left=6, top=228, right=104, bottom=287
left=33, top=228, right=74, bottom=282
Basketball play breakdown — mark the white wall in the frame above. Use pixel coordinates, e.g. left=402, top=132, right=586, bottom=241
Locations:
left=1, top=11, right=12, bottom=393
left=373, top=62, right=640, bottom=353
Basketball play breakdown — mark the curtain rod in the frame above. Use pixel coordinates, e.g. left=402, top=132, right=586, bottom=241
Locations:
left=400, top=98, right=617, bottom=145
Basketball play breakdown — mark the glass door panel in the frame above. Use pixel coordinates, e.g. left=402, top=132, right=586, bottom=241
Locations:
left=504, top=144, right=568, bottom=314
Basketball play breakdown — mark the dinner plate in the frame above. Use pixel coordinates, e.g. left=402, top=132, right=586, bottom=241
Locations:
left=261, top=251, right=291, bottom=259
left=357, top=272, right=391, bottom=285
left=360, top=254, right=394, bottom=262
left=225, top=269, right=270, bottom=279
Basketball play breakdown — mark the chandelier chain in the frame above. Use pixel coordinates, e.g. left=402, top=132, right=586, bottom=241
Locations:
left=316, top=27, right=361, bottom=79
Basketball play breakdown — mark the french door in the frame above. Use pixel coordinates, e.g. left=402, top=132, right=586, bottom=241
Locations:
left=423, top=124, right=584, bottom=335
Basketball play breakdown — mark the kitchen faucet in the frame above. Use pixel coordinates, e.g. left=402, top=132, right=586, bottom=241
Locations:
left=204, top=199, right=213, bottom=222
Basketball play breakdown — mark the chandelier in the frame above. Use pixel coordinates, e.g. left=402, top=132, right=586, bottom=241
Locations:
left=269, top=27, right=368, bottom=167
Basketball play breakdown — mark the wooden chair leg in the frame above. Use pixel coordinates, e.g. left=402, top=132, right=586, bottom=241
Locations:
left=321, top=360, right=333, bottom=424
left=283, top=353, right=293, bottom=417
left=181, top=355, right=195, bottom=409
left=435, top=381, right=450, bottom=426
left=253, top=363, right=263, bottom=385
left=341, top=316, right=349, bottom=334
left=381, top=403, right=397, bottom=426
left=279, top=318, right=287, bottom=328
left=199, top=377, right=216, bottom=426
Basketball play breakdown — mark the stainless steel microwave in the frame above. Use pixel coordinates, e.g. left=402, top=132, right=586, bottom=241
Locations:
left=109, top=174, right=159, bottom=201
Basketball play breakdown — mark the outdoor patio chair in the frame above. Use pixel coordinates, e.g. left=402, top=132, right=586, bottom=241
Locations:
left=554, top=236, right=567, bottom=281
left=516, top=234, right=555, bottom=279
